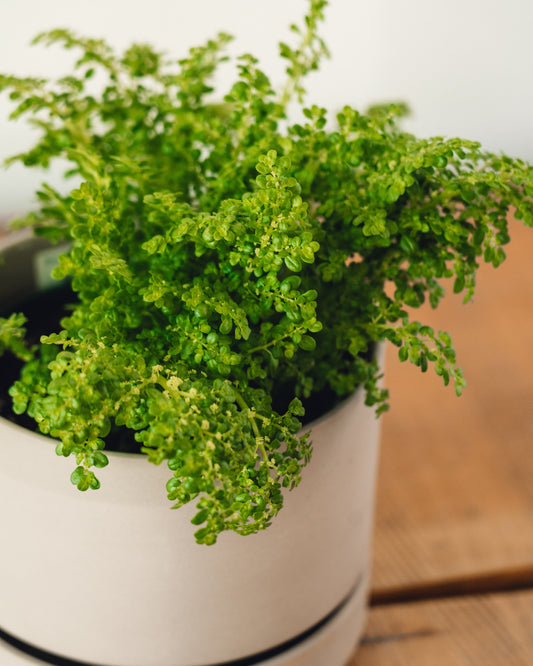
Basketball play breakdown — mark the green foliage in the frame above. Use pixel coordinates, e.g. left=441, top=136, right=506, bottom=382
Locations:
left=0, top=313, right=34, bottom=362
left=1, top=0, right=532, bottom=543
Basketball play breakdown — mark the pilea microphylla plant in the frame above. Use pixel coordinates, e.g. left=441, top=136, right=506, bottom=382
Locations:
left=0, top=1, right=532, bottom=545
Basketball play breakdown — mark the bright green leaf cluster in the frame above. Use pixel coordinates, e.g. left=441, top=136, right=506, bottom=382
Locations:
left=0, top=313, right=34, bottom=362
left=1, top=0, right=532, bottom=544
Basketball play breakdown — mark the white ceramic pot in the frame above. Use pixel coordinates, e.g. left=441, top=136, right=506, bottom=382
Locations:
left=0, top=232, right=383, bottom=666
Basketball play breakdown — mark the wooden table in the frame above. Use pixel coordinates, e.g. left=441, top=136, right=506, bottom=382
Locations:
left=351, top=217, right=533, bottom=665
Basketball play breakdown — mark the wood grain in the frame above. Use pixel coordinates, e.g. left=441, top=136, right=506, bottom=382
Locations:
left=350, top=590, right=533, bottom=666
left=372, top=217, right=533, bottom=593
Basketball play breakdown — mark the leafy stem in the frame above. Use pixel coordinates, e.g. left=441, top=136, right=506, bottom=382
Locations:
left=278, top=0, right=329, bottom=110
left=232, top=387, right=270, bottom=466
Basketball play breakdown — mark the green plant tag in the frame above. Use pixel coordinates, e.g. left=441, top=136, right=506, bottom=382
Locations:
left=33, top=244, right=70, bottom=290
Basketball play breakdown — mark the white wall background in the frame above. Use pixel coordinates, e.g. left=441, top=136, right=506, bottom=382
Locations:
left=1, top=0, right=532, bottom=216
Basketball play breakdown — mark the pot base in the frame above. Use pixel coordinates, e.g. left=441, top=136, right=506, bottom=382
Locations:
left=256, top=578, right=367, bottom=666
left=0, top=579, right=367, bottom=666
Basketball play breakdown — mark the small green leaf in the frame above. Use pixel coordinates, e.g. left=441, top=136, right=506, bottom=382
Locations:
left=284, top=255, right=302, bottom=272
left=299, top=335, right=316, bottom=351
left=191, top=509, right=209, bottom=525
left=93, top=451, right=109, bottom=468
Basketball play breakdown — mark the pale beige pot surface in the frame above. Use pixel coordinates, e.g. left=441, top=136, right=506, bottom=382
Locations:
left=0, top=233, right=383, bottom=666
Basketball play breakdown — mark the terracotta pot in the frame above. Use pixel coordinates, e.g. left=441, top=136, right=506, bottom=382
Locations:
left=0, top=232, right=383, bottom=666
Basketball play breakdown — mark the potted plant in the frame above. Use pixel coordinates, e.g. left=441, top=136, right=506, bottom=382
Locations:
left=0, top=1, right=531, bottom=664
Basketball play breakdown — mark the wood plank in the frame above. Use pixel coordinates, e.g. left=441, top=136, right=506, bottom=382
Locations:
left=371, top=565, right=533, bottom=605
left=350, top=589, right=533, bottom=666
left=373, top=217, right=533, bottom=592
